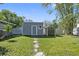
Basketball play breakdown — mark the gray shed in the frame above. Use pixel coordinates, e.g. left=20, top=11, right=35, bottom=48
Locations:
left=12, top=22, right=48, bottom=36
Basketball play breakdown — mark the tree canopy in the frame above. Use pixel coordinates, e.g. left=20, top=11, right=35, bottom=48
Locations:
left=42, top=3, right=79, bottom=35
left=0, top=9, right=24, bottom=33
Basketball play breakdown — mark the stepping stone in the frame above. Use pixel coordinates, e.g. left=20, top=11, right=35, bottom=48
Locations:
left=33, top=41, right=38, bottom=44
left=33, top=38, right=45, bottom=56
left=34, top=48, right=38, bottom=52
left=35, top=52, right=45, bottom=56
left=34, top=43, right=39, bottom=48
left=34, top=38, right=38, bottom=41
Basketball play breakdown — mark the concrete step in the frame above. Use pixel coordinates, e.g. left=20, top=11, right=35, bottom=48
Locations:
left=35, top=52, right=45, bottom=56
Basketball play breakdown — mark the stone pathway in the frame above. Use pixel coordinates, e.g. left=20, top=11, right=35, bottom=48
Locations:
left=33, top=38, right=45, bottom=56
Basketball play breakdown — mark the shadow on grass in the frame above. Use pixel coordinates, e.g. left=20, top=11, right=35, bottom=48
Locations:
left=8, top=40, right=17, bottom=42
left=31, top=35, right=63, bottom=38
left=0, top=35, right=21, bottom=41
left=0, top=46, right=9, bottom=56
left=0, top=34, right=64, bottom=41
left=23, top=35, right=33, bottom=38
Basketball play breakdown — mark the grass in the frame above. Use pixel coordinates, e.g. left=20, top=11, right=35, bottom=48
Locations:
left=0, top=35, right=33, bottom=56
left=38, top=35, right=79, bottom=56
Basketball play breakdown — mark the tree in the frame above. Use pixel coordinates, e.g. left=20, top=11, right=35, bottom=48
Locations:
left=42, top=3, right=79, bottom=35
left=0, top=12, right=5, bottom=20
left=56, top=3, right=79, bottom=34
left=47, top=20, right=58, bottom=36
left=0, top=9, right=24, bottom=39
left=52, top=20, right=58, bottom=36
left=4, top=24, right=12, bottom=37
left=1, top=9, right=24, bottom=28
left=4, top=24, right=12, bottom=32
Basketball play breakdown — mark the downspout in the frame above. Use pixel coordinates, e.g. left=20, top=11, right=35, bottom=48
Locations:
left=43, top=23, right=45, bottom=35
left=21, top=23, right=24, bottom=35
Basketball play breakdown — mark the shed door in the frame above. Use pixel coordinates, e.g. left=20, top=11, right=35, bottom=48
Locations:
left=32, top=25, right=37, bottom=35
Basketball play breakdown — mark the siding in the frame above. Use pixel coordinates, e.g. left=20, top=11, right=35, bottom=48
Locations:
left=23, top=22, right=44, bottom=35
left=23, top=22, right=31, bottom=35
left=12, top=22, right=48, bottom=36
left=12, top=27, right=22, bottom=34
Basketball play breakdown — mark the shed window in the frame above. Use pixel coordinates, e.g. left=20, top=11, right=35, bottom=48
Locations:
left=39, top=26, right=42, bottom=29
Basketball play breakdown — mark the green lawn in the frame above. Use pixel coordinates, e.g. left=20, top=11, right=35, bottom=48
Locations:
left=0, top=35, right=33, bottom=56
left=38, top=35, right=79, bottom=56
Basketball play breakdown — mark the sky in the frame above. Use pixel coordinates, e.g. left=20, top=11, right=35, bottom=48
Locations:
left=0, top=3, right=56, bottom=22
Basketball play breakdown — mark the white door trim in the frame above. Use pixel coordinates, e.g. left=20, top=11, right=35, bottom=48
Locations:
left=31, top=25, right=37, bottom=35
